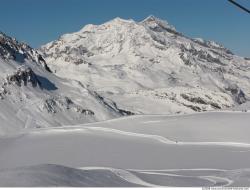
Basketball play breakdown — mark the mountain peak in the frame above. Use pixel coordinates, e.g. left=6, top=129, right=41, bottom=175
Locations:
left=142, top=15, right=161, bottom=22
left=78, top=17, right=136, bottom=33
left=105, top=17, right=136, bottom=25
left=141, top=15, right=177, bottom=34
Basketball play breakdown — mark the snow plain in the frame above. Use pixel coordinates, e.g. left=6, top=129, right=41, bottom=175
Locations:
left=1, top=111, right=250, bottom=187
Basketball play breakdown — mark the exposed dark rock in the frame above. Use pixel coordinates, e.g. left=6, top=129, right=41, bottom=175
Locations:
left=142, top=15, right=181, bottom=35
left=90, top=91, right=134, bottom=116
left=181, top=94, right=207, bottom=105
left=182, top=103, right=201, bottom=112
left=192, top=38, right=233, bottom=55
left=180, top=44, right=225, bottom=65
left=179, top=52, right=193, bottom=66
left=181, top=93, right=221, bottom=109
left=225, top=84, right=247, bottom=104
left=0, top=32, right=52, bottom=72
left=6, top=67, right=41, bottom=88
left=76, top=107, right=95, bottom=115
left=42, top=96, right=95, bottom=115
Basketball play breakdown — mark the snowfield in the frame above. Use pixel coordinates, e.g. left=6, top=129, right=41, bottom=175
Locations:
left=1, top=112, right=250, bottom=186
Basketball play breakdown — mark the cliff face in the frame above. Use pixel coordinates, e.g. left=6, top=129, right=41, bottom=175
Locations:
left=0, top=32, right=51, bottom=72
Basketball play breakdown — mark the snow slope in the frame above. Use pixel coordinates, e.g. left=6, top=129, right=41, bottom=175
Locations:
left=0, top=32, right=133, bottom=136
left=3, top=164, right=250, bottom=187
left=1, top=111, right=250, bottom=186
left=0, top=164, right=143, bottom=187
left=41, top=16, right=250, bottom=114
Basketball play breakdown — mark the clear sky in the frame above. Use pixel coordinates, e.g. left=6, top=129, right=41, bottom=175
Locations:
left=0, top=0, right=249, bottom=57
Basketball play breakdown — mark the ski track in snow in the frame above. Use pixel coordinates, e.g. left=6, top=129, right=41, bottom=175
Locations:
left=141, top=120, right=162, bottom=124
left=79, top=167, right=156, bottom=187
left=78, top=167, right=234, bottom=187
left=85, top=126, right=176, bottom=144
left=0, top=164, right=237, bottom=187
left=131, top=170, right=231, bottom=186
left=28, top=125, right=250, bottom=148
left=200, top=176, right=233, bottom=187
left=85, top=127, right=250, bottom=148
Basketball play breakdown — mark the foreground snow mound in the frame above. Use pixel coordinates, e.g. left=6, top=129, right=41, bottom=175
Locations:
left=2, top=164, right=250, bottom=187
left=0, top=32, right=132, bottom=136
left=41, top=16, right=250, bottom=114
left=0, top=164, right=142, bottom=187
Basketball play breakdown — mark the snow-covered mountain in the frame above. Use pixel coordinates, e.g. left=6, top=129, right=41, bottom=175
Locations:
left=1, top=16, right=250, bottom=186
left=40, top=16, right=250, bottom=114
left=0, top=32, right=133, bottom=136
left=2, top=16, right=249, bottom=134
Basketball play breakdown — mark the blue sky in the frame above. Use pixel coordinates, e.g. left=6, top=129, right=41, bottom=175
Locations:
left=0, top=0, right=249, bottom=57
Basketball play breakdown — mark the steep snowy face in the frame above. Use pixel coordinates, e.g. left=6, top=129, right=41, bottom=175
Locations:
left=40, top=16, right=250, bottom=114
left=0, top=32, right=51, bottom=72
left=0, top=32, right=133, bottom=136
left=42, top=18, right=147, bottom=59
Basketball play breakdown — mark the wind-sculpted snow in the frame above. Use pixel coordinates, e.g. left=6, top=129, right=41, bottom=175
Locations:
left=0, top=112, right=250, bottom=186
left=41, top=16, right=250, bottom=114
left=2, top=164, right=249, bottom=187
left=0, top=164, right=143, bottom=187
